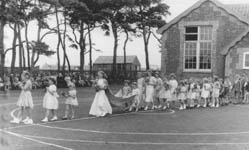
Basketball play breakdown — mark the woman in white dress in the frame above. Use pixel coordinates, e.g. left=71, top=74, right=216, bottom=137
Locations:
left=144, top=70, right=157, bottom=110
left=89, top=71, right=112, bottom=117
left=10, top=71, right=34, bottom=124
left=41, top=78, right=59, bottom=122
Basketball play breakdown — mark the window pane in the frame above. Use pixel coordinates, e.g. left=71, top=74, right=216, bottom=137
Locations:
left=186, top=27, right=198, bottom=33
left=200, top=26, right=212, bottom=40
left=245, top=54, right=249, bottom=67
left=184, top=42, right=197, bottom=69
left=185, top=34, right=198, bottom=41
left=199, top=42, right=211, bottom=69
left=245, top=61, right=249, bottom=67
left=246, top=54, right=249, bottom=60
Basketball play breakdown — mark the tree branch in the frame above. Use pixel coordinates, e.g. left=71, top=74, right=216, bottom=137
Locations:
left=150, top=31, right=162, bottom=44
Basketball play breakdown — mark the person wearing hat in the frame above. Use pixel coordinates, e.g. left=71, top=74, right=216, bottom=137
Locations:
left=62, top=78, right=79, bottom=120
left=144, top=70, right=157, bottom=110
left=41, top=77, right=59, bottom=122
left=11, top=71, right=34, bottom=124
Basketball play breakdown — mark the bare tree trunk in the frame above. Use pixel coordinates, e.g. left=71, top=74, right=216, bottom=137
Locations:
left=62, top=15, right=70, bottom=72
left=0, top=19, right=5, bottom=78
left=111, top=22, right=118, bottom=79
left=17, top=24, right=26, bottom=69
left=88, top=25, right=93, bottom=77
left=123, top=30, right=129, bottom=79
left=25, top=21, right=31, bottom=70
left=55, top=6, right=61, bottom=72
left=142, top=27, right=151, bottom=70
left=56, top=9, right=71, bottom=73
left=79, top=22, right=85, bottom=73
left=11, top=24, right=18, bottom=73
left=31, top=25, right=41, bottom=69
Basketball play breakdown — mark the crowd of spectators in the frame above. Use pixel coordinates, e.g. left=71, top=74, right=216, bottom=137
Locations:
left=0, top=71, right=93, bottom=91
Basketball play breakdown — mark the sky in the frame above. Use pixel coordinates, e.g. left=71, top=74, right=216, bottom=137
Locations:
left=4, top=0, right=249, bottom=69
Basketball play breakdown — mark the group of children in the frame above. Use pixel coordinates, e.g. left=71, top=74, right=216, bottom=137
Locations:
left=10, top=71, right=79, bottom=125
left=117, top=71, right=245, bottom=112
left=10, top=70, right=249, bottom=124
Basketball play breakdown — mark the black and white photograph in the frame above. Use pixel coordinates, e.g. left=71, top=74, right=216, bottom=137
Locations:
left=1, top=0, right=249, bottom=149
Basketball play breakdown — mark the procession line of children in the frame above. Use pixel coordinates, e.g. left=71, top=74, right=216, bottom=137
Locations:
left=10, top=71, right=79, bottom=124
left=120, top=71, right=238, bottom=112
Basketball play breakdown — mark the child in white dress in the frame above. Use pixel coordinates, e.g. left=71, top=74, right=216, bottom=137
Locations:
left=137, top=73, right=145, bottom=109
left=62, top=78, right=79, bottom=120
left=154, top=72, right=163, bottom=109
left=129, top=82, right=141, bottom=112
left=194, top=81, right=201, bottom=108
left=212, top=77, right=221, bottom=107
left=178, top=81, right=187, bottom=110
left=187, top=79, right=194, bottom=108
left=115, top=80, right=132, bottom=98
left=144, top=70, right=157, bottom=110
left=161, top=81, right=171, bottom=110
left=201, top=78, right=211, bottom=108
left=42, top=78, right=59, bottom=122
left=168, top=74, right=178, bottom=109
left=10, top=71, right=34, bottom=124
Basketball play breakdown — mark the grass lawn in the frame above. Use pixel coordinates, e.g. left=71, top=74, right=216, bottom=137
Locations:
left=1, top=85, right=249, bottom=150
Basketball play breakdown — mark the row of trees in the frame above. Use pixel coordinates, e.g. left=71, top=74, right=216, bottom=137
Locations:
left=0, top=0, right=170, bottom=77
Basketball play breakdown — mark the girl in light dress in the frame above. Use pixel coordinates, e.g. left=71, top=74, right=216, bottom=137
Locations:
left=187, top=78, right=196, bottom=108
left=160, top=80, right=171, bottom=110
left=168, top=74, right=178, bottom=109
left=212, top=76, right=221, bottom=107
left=194, top=80, right=201, bottom=108
left=144, top=70, right=157, bottom=110
left=62, top=77, right=79, bottom=120
left=41, top=78, right=59, bottom=122
left=154, top=72, right=163, bottom=109
left=89, top=71, right=112, bottom=117
left=10, top=71, right=34, bottom=124
left=201, top=78, right=211, bottom=108
left=129, top=82, right=141, bottom=112
left=115, top=80, right=132, bottom=98
left=137, top=72, right=145, bottom=110
left=208, top=77, right=214, bottom=106
left=177, top=81, right=187, bottom=110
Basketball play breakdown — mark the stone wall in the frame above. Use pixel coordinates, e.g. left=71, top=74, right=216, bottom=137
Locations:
left=161, top=1, right=247, bottom=79
left=225, top=34, right=249, bottom=77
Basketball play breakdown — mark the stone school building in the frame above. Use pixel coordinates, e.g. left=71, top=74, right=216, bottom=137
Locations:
left=158, top=0, right=249, bottom=79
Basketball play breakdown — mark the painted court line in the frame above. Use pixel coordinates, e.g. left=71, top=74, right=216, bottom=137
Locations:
left=4, top=130, right=75, bottom=150
left=6, top=108, right=174, bottom=130
left=10, top=133, right=249, bottom=146
left=36, top=123, right=249, bottom=136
